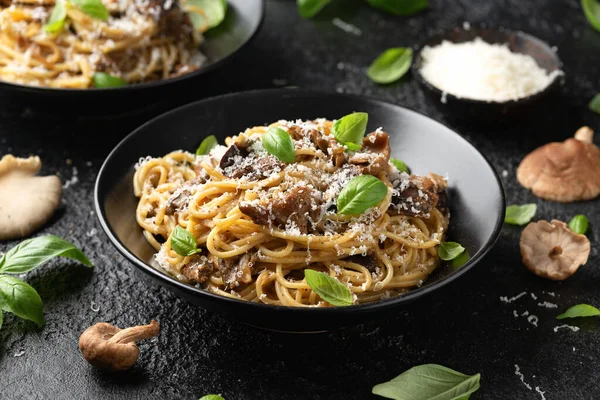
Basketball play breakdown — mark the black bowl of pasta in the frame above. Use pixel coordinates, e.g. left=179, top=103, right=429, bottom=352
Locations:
left=94, top=88, right=505, bottom=332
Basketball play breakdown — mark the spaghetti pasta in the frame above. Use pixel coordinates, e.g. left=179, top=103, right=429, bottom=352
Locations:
left=133, top=118, right=450, bottom=307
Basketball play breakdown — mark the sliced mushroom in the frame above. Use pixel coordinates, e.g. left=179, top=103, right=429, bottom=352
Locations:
left=0, top=155, right=62, bottom=240
left=79, top=320, right=160, bottom=371
left=520, top=219, right=591, bottom=280
left=516, top=126, right=600, bottom=202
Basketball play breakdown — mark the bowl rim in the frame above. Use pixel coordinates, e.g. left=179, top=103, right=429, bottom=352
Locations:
left=93, top=87, right=506, bottom=315
left=411, top=25, right=565, bottom=106
left=0, top=0, right=265, bottom=94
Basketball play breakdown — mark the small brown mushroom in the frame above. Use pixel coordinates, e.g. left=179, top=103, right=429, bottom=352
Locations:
left=0, top=154, right=62, bottom=240
left=520, top=219, right=591, bottom=280
left=79, top=320, right=160, bottom=371
left=516, top=126, right=600, bottom=202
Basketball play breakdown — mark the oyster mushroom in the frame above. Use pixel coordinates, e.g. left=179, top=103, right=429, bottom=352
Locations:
left=520, top=219, right=590, bottom=280
left=79, top=320, right=160, bottom=371
left=0, top=155, right=62, bottom=240
left=516, top=126, right=600, bottom=202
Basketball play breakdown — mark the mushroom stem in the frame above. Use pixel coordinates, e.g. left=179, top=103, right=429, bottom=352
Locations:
left=549, top=245, right=563, bottom=258
left=108, top=320, right=159, bottom=344
left=574, top=126, right=594, bottom=143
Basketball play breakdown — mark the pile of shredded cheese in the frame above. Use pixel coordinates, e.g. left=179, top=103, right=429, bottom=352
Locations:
left=419, top=37, right=562, bottom=102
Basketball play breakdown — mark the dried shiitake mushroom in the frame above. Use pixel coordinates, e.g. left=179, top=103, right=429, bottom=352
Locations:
left=79, top=320, right=160, bottom=371
left=520, top=219, right=591, bottom=280
left=516, top=126, right=600, bottom=202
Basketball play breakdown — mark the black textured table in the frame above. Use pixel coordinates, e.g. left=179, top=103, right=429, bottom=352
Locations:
left=1, top=1, right=599, bottom=399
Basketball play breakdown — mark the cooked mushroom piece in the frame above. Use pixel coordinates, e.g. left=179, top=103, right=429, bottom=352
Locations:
left=0, top=155, right=62, bottom=240
left=516, top=126, right=600, bottom=202
left=79, top=320, right=160, bottom=371
left=520, top=219, right=591, bottom=280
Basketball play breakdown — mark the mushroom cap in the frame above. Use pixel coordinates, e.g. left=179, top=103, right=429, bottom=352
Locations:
left=520, top=219, right=590, bottom=280
left=0, top=155, right=62, bottom=240
left=516, top=127, right=600, bottom=202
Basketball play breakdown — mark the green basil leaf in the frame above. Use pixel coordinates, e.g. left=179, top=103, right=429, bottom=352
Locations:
left=332, top=112, right=369, bottom=150
left=372, top=364, right=480, bottom=400
left=304, top=269, right=353, bottom=306
left=367, top=48, right=413, bottom=84
left=43, top=0, right=67, bottom=33
left=367, top=0, right=428, bottom=15
left=71, top=0, right=108, bottom=20
left=297, top=0, right=332, bottom=18
left=199, top=396, right=225, bottom=400
left=438, top=242, right=465, bottom=261
left=0, top=235, right=92, bottom=274
left=568, top=214, right=589, bottom=235
left=262, top=127, right=296, bottom=163
left=337, top=175, right=388, bottom=215
left=504, top=204, right=536, bottom=226
left=196, top=135, right=218, bottom=156
left=557, top=304, right=600, bottom=319
left=0, top=275, right=44, bottom=326
left=589, top=93, right=600, bottom=114
left=171, top=226, right=201, bottom=257
left=582, top=0, right=600, bottom=32
left=185, top=0, right=227, bottom=31
left=92, top=72, right=126, bottom=88
left=390, top=158, right=410, bottom=174
left=452, top=250, right=470, bottom=269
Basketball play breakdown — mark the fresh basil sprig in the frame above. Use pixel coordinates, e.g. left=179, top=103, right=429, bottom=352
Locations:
left=262, top=127, right=296, bottom=163
left=44, top=0, right=68, bottom=33
left=71, top=0, right=108, bottom=20
left=589, top=93, right=600, bottom=114
left=452, top=250, right=470, bottom=269
left=568, top=214, right=589, bottom=235
left=438, top=242, right=465, bottom=261
left=304, top=269, right=353, bottom=306
left=332, top=112, right=368, bottom=151
left=504, top=204, right=537, bottom=226
left=390, top=158, right=410, bottom=174
left=171, top=226, right=201, bottom=257
left=297, top=0, right=332, bottom=18
left=372, top=364, right=480, bottom=400
left=337, top=175, right=388, bottom=215
left=196, top=135, right=218, bottom=156
left=199, top=395, right=225, bottom=400
left=185, top=0, right=227, bottom=31
left=367, top=48, right=413, bottom=84
left=557, top=304, right=600, bottom=319
left=582, top=0, right=600, bottom=32
left=367, top=0, right=428, bottom=15
left=0, top=235, right=92, bottom=331
left=92, top=72, right=126, bottom=88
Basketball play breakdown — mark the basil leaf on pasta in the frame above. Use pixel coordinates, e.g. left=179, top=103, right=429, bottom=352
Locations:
left=196, top=135, right=218, bottom=156
left=72, top=0, right=109, bottom=20
left=0, top=275, right=45, bottom=326
left=582, top=0, right=600, bottom=32
left=332, top=112, right=368, bottom=150
left=304, top=270, right=353, bottom=306
left=297, top=0, right=332, bottom=18
left=337, top=175, right=388, bottom=215
left=170, top=226, right=201, bottom=257
left=262, top=127, right=295, bottom=163
left=390, top=158, right=410, bottom=174
left=199, top=396, right=225, bottom=400
left=504, top=204, right=536, bottom=226
left=557, top=304, right=600, bottom=319
left=589, top=93, right=600, bottom=114
left=568, top=214, right=589, bottom=235
left=43, top=0, right=68, bottom=33
left=185, top=0, right=227, bottom=32
left=92, top=72, right=127, bottom=88
left=438, top=242, right=465, bottom=261
left=367, top=48, right=413, bottom=84
left=367, top=0, right=428, bottom=16
left=451, top=250, right=470, bottom=269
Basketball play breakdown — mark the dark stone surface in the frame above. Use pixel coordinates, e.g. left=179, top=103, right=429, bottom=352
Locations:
left=1, top=0, right=599, bottom=398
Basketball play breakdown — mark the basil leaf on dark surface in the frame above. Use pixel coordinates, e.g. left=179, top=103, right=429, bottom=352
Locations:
left=367, top=48, right=413, bottom=84
left=589, top=93, right=600, bottom=114
left=337, top=175, right=388, bottom=215
left=297, top=0, right=332, bottom=18
left=568, top=214, right=589, bottom=235
left=304, top=269, right=353, bottom=306
left=196, top=135, right=218, bottom=156
left=92, top=72, right=126, bottom=88
left=0, top=235, right=92, bottom=274
left=504, top=204, right=536, bottom=225
left=332, top=112, right=368, bottom=150
left=199, top=395, right=225, bottom=400
left=438, top=242, right=465, bottom=261
left=372, top=364, right=481, bottom=400
left=0, top=275, right=44, bottom=326
left=44, top=0, right=67, bottom=33
left=557, top=304, right=600, bottom=319
left=582, top=0, right=600, bottom=32
left=72, top=0, right=108, bottom=20
left=185, top=0, right=227, bottom=31
left=452, top=250, right=470, bottom=269
left=367, top=0, right=428, bottom=15
left=171, top=226, right=201, bottom=256
left=262, top=127, right=295, bottom=163
left=390, top=158, right=410, bottom=174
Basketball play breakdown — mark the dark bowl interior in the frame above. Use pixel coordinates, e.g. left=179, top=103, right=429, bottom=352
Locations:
left=0, top=0, right=264, bottom=116
left=412, top=26, right=564, bottom=122
left=94, top=88, right=506, bottom=332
